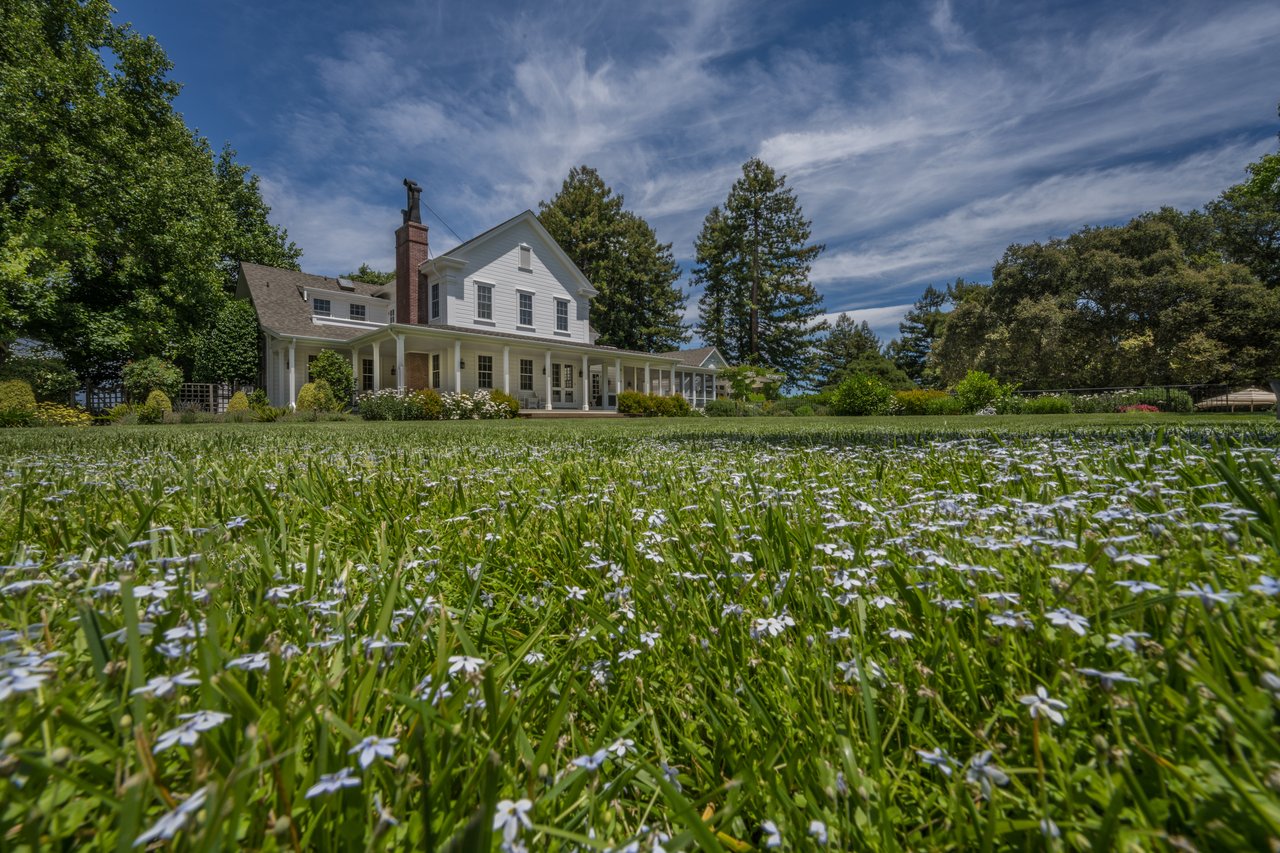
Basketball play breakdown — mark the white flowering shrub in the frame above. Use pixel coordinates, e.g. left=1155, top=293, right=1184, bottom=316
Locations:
left=440, top=390, right=518, bottom=420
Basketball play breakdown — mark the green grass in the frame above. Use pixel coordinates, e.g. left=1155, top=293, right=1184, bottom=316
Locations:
left=2, top=416, right=1279, bottom=850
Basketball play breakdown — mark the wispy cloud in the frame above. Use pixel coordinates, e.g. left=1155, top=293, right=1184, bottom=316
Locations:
left=234, top=0, right=1280, bottom=342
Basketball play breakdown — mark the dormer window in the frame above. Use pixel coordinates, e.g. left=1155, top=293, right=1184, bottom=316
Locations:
left=350, top=303, right=366, bottom=321
left=518, top=244, right=532, bottom=271
left=313, top=297, right=331, bottom=317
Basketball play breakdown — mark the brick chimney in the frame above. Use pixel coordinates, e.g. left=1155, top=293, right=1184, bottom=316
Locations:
left=395, top=179, right=429, bottom=324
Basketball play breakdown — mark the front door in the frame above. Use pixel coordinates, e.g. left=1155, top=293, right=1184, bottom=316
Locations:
left=551, top=362, right=575, bottom=405
left=590, top=370, right=602, bottom=407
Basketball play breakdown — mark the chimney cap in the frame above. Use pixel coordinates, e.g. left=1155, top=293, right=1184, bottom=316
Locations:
left=402, top=179, right=423, bottom=225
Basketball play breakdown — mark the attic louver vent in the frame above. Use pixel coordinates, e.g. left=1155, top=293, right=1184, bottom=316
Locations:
left=337, top=278, right=357, bottom=291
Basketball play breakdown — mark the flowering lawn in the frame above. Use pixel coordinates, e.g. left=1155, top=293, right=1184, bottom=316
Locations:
left=2, top=416, right=1280, bottom=850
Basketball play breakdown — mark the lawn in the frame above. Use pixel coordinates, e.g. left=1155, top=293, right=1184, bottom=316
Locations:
left=2, top=416, right=1280, bottom=850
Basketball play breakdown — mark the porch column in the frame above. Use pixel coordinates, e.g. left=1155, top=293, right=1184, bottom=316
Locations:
left=287, top=340, right=297, bottom=407
left=644, top=363, right=651, bottom=395
left=395, top=334, right=405, bottom=391
left=351, top=349, right=360, bottom=399
left=503, top=346, right=511, bottom=395
left=711, top=371, right=717, bottom=401
left=372, top=341, right=381, bottom=391
left=544, top=350, right=552, bottom=410
left=581, top=353, right=590, bottom=411
left=454, top=339, right=462, bottom=392
left=614, top=358, right=621, bottom=407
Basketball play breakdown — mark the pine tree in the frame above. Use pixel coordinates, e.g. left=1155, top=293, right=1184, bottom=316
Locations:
left=886, top=283, right=950, bottom=386
left=692, top=158, right=825, bottom=383
left=815, top=314, right=881, bottom=384
left=538, top=166, right=688, bottom=352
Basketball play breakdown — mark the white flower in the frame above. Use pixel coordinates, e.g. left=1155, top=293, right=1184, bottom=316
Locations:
left=1114, top=580, right=1164, bottom=596
left=153, top=711, right=231, bottom=753
left=565, top=586, right=587, bottom=601
left=608, top=737, right=635, bottom=758
left=1106, top=631, right=1149, bottom=652
left=883, top=627, right=914, bottom=641
left=448, top=655, right=485, bottom=677
left=1078, top=668, right=1139, bottom=689
left=305, top=767, right=361, bottom=798
left=1019, top=685, right=1067, bottom=725
left=618, top=648, right=642, bottom=662
left=573, top=748, right=609, bottom=771
left=808, top=819, right=828, bottom=844
left=1045, top=608, right=1089, bottom=636
left=639, top=631, right=661, bottom=647
left=965, top=751, right=1009, bottom=798
left=1249, top=576, right=1280, bottom=596
left=131, top=669, right=200, bottom=698
left=1178, top=582, right=1240, bottom=608
left=916, top=747, right=956, bottom=776
left=133, top=788, right=208, bottom=846
left=348, top=735, right=398, bottom=769
left=761, top=820, right=782, bottom=848
left=492, top=798, right=533, bottom=843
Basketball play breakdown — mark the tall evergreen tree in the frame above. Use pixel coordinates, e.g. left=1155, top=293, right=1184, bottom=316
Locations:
left=538, top=166, right=688, bottom=352
left=815, top=314, right=880, bottom=382
left=343, top=264, right=395, bottom=285
left=886, top=284, right=950, bottom=386
left=693, top=158, right=826, bottom=383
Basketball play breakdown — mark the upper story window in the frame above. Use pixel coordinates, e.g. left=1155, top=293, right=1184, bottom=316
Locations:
left=555, top=299, right=569, bottom=332
left=430, top=282, right=440, bottom=320
left=313, top=297, right=331, bottom=317
left=518, top=244, right=532, bottom=271
left=350, top=303, right=366, bottom=321
left=476, top=283, right=493, bottom=321
left=518, top=292, right=534, bottom=327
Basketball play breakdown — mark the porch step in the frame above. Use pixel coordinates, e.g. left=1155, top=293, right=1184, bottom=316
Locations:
left=519, top=409, right=626, bottom=419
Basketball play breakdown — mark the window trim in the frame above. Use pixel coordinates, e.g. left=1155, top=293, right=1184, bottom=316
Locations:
left=519, top=358, right=534, bottom=392
left=350, top=303, right=367, bottom=321
left=518, top=243, right=532, bottom=272
left=430, top=282, right=440, bottom=321
left=477, top=354, right=494, bottom=390
left=312, top=297, right=331, bottom=318
left=431, top=353, right=440, bottom=389
left=475, top=281, right=494, bottom=322
left=517, top=291, right=534, bottom=328
left=361, top=358, right=374, bottom=391
left=555, top=298, right=569, bottom=333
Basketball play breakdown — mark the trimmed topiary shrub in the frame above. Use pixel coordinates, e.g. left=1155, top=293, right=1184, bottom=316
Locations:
left=893, top=389, right=950, bottom=415
left=136, top=402, right=165, bottom=424
left=1022, top=395, right=1072, bottom=414
left=226, top=391, right=250, bottom=413
left=295, top=380, right=335, bottom=413
left=830, top=374, right=893, bottom=416
left=32, top=402, right=93, bottom=427
left=703, top=399, right=739, bottom=417
left=123, top=357, right=182, bottom=402
left=309, top=350, right=355, bottom=408
left=145, top=390, right=173, bottom=413
left=617, top=390, right=654, bottom=416
left=0, top=379, right=37, bottom=414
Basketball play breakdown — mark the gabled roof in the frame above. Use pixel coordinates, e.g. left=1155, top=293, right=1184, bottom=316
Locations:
left=425, top=210, right=599, bottom=296
left=658, top=346, right=728, bottom=368
left=237, top=262, right=388, bottom=342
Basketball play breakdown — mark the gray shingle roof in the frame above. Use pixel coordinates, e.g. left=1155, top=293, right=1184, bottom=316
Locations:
left=238, top=262, right=390, bottom=341
left=658, top=346, right=723, bottom=367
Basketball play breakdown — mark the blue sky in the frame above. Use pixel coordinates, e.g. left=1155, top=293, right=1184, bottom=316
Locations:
left=114, top=0, right=1280, bottom=341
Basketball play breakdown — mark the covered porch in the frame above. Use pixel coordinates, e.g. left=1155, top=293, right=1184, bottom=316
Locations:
left=345, top=328, right=719, bottom=412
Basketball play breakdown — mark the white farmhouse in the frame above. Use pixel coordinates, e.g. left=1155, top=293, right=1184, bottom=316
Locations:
left=237, top=184, right=723, bottom=412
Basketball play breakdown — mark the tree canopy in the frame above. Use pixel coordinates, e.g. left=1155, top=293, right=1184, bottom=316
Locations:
left=0, top=0, right=299, bottom=383
left=538, top=166, right=688, bottom=352
left=885, top=284, right=950, bottom=387
left=693, top=158, right=826, bottom=384
left=343, top=264, right=395, bottom=286
left=815, top=313, right=911, bottom=390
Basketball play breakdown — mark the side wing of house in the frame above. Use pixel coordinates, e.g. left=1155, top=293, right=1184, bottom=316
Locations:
left=423, top=211, right=597, bottom=344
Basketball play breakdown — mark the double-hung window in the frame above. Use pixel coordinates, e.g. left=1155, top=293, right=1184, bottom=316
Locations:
left=477, top=355, right=493, bottom=389
left=350, top=303, right=366, bottom=321
left=476, top=283, right=493, bottom=321
left=361, top=358, right=374, bottom=391
left=555, top=299, right=569, bottom=332
left=519, top=358, right=534, bottom=391
left=518, top=292, right=534, bottom=327
left=430, top=282, right=440, bottom=320
left=431, top=353, right=440, bottom=389
left=313, top=297, right=331, bottom=317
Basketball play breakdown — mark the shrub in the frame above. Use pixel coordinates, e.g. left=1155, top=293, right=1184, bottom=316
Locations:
left=952, top=370, right=1006, bottom=414
left=830, top=374, right=893, bottom=416
left=248, top=388, right=270, bottom=407
left=226, top=391, right=250, bottom=413
left=136, top=402, right=165, bottom=424
left=0, top=409, right=35, bottom=427
left=1022, top=395, right=1072, bottom=414
left=617, top=390, right=654, bottom=416
left=0, top=353, right=79, bottom=402
left=123, top=357, right=182, bottom=402
left=251, top=404, right=287, bottom=422
left=295, top=380, right=335, bottom=413
left=32, top=402, right=92, bottom=427
left=440, top=390, right=518, bottom=420
left=893, top=389, right=950, bottom=416
left=704, top=399, right=739, bottom=417
left=0, top=379, right=37, bottom=414
left=924, top=394, right=966, bottom=415
left=309, top=350, right=355, bottom=408
left=106, top=403, right=133, bottom=423
left=145, top=390, right=173, bottom=413
left=357, top=388, right=446, bottom=421
left=1119, top=403, right=1160, bottom=413
left=794, top=405, right=814, bottom=417
left=1069, top=388, right=1196, bottom=414
left=489, top=389, right=520, bottom=419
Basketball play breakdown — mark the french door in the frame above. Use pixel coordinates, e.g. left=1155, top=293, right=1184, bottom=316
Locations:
left=550, top=362, right=574, bottom=404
